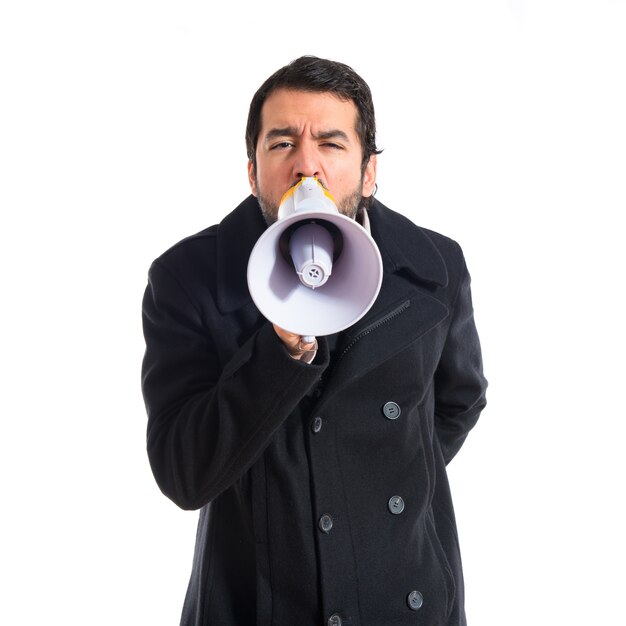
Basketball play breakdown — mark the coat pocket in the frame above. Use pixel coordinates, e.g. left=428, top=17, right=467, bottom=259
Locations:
left=425, top=507, right=457, bottom=619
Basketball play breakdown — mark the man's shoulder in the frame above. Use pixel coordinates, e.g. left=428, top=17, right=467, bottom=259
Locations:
left=151, top=195, right=262, bottom=269
left=369, top=199, right=462, bottom=254
left=155, top=223, right=218, bottom=266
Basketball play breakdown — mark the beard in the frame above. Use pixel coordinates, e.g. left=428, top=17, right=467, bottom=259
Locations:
left=256, top=178, right=365, bottom=225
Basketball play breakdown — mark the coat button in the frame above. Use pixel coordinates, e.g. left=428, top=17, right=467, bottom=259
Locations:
left=407, top=590, right=424, bottom=610
left=319, top=514, right=334, bottom=533
left=388, top=495, right=405, bottom=514
left=311, top=416, right=323, bottom=433
left=382, top=401, right=401, bottom=420
left=328, top=614, right=342, bottom=626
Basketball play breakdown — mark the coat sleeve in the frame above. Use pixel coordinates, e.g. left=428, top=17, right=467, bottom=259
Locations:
left=141, top=259, right=329, bottom=510
left=433, top=252, right=487, bottom=464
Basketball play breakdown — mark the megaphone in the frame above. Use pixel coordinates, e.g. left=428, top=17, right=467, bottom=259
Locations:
left=247, top=177, right=383, bottom=338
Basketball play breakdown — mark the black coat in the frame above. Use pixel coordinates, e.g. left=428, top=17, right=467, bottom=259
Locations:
left=142, top=196, right=487, bottom=626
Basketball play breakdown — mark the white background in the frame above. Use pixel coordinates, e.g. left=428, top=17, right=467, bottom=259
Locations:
left=1, top=1, right=625, bottom=624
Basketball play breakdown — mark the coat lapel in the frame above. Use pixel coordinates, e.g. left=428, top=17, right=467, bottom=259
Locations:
left=319, top=276, right=450, bottom=402
left=216, top=195, right=266, bottom=314
left=368, top=198, right=448, bottom=289
left=317, top=199, right=451, bottom=401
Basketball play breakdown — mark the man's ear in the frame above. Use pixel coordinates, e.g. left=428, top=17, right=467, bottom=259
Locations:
left=247, top=160, right=258, bottom=197
left=362, top=154, right=377, bottom=197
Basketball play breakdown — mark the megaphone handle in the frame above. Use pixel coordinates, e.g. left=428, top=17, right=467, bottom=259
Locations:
left=302, top=335, right=315, bottom=344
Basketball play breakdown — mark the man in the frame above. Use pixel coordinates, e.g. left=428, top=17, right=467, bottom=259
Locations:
left=142, top=56, right=487, bottom=626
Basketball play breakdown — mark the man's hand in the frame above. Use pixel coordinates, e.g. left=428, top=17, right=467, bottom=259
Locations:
left=273, top=325, right=317, bottom=360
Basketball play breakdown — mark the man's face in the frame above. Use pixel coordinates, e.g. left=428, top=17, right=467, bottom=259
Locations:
left=248, top=88, right=377, bottom=224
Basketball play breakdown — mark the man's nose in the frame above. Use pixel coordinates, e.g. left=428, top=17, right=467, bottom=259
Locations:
left=293, top=143, right=320, bottom=179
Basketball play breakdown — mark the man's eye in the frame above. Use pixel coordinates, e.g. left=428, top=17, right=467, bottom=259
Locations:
left=270, top=142, right=293, bottom=150
left=322, top=142, right=343, bottom=150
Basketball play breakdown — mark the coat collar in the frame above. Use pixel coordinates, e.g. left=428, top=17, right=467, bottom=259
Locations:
left=216, top=195, right=448, bottom=314
left=216, top=195, right=268, bottom=314
left=367, top=198, right=448, bottom=289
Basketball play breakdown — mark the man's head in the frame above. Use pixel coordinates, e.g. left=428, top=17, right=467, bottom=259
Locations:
left=246, top=56, right=382, bottom=223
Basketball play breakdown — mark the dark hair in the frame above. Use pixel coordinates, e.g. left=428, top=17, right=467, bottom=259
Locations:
left=245, top=56, right=382, bottom=174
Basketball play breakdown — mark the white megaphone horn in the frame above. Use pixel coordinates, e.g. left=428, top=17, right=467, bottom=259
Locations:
left=247, top=177, right=383, bottom=339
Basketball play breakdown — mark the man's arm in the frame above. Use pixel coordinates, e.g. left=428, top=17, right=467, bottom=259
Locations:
left=141, top=259, right=328, bottom=510
left=433, top=255, right=487, bottom=464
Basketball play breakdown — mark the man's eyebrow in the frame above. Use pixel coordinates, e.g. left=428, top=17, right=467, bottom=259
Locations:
left=314, top=129, right=351, bottom=142
left=264, top=127, right=298, bottom=142
left=263, top=127, right=351, bottom=143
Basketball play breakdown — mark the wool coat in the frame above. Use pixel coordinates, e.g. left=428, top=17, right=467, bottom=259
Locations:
left=141, top=195, right=487, bottom=626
